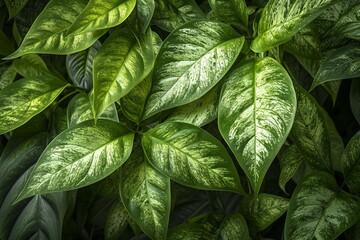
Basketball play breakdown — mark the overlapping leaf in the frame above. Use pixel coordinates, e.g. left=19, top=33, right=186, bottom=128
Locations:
left=342, top=131, right=360, bottom=194
left=209, top=0, right=248, bottom=29
left=13, top=54, right=56, bottom=77
left=0, top=64, right=16, bottom=89
left=218, top=213, right=250, bottom=240
left=16, top=119, right=134, bottom=201
left=143, top=20, right=245, bottom=119
left=351, top=79, right=360, bottom=125
left=142, top=121, right=243, bottom=193
left=0, top=76, right=68, bottom=135
left=120, top=148, right=170, bottom=240
left=285, top=172, right=360, bottom=240
left=105, top=202, right=129, bottom=240
left=91, top=26, right=154, bottom=120
left=219, top=57, right=296, bottom=193
left=0, top=30, right=14, bottom=56
left=127, top=0, right=155, bottom=35
left=4, top=0, right=28, bottom=18
left=333, top=2, right=360, bottom=40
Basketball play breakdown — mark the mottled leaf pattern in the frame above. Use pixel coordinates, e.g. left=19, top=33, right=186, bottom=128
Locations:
left=342, top=131, right=360, bottom=194
left=333, top=2, right=360, bottom=40
left=127, top=0, right=155, bottom=34
left=0, top=64, right=17, bottom=89
left=143, top=20, right=245, bottom=119
left=13, top=54, right=56, bottom=77
left=251, top=0, right=337, bottom=52
left=209, top=0, right=248, bottom=29
left=0, top=76, right=68, bottom=135
left=91, top=26, right=154, bottom=120
left=120, top=149, right=170, bottom=240
left=4, top=0, right=28, bottom=18
left=218, top=213, right=251, bottom=240
left=285, top=172, right=360, bottom=240
left=105, top=202, right=129, bottom=240
left=167, top=223, right=216, bottom=240
left=219, top=57, right=296, bottom=193
left=142, top=121, right=243, bottom=193
left=16, top=120, right=134, bottom=201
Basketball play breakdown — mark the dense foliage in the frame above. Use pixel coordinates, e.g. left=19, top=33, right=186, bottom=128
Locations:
left=1, top=0, right=360, bottom=239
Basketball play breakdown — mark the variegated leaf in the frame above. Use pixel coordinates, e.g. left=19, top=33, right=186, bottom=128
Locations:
left=16, top=120, right=134, bottom=201
left=142, top=121, right=243, bottom=193
left=251, top=0, right=338, bottom=53
left=219, top=57, right=296, bottom=193
left=66, top=40, right=101, bottom=91
left=143, top=20, right=245, bottom=120
left=285, top=172, right=360, bottom=240
left=4, top=0, right=28, bottom=18
left=209, top=0, right=248, bottom=29
left=312, top=45, right=360, bottom=90
left=351, top=79, right=360, bottom=125
left=152, top=0, right=205, bottom=32
left=342, top=131, right=360, bottom=195
left=240, top=194, right=289, bottom=232
left=290, top=84, right=332, bottom=172
left=66, top=0, right=136, bottom=35
left=13, top=54, right=56, bottom=78
left=0, top=76, right=69, bottom=135
left=4, top=0, right=106, bottom=59
left=127, top=0, right=155, bottom=35
left=105, top=202, right=129, bottom=240
left=91, top=26, right=154, bottom=120
left=333, top=2, right=360, bottom=40
left=120, top=148, right=170, bottom=240
left=0, top=64, right=17, bottom=90
left=167, top=222, right=216, bottom=240
left=218, top=213, right=251, bottom=240
left=67, top=93, right=118, bottom=128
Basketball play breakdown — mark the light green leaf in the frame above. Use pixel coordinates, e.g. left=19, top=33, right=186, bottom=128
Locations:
left=342, top=131, right=360, bottom=195
left=279, top=144, right=305, bottom=193
left=91, top=26, right=154, bottom=120
left=351, top=79, right=360, bottom=125
left=67, top=93, right=118, bottom=128
left=66, top=0, right=136, bottom=35
left=209, top=0, right=248, bottom=29
left=105, top=201, right=129, bottom=240
left=251, top=0, right=338, bottom=53
left=285, top=172, right=360, bottom=240
left=0, top=30, right=14, bottom=56
left=16, top=119, right=134, bottom=201
left=312, top=45, right=360, bottom=90
left=218, top=213, right=251, bottom=240
left=4, top=0, right=28, bottom=18
left=13, top=54, right=56, bottom=77
left=66, top=40, right=101, bottom=91
left=218, top=57, right=296, bottom=193
left=143, top=20, right=245, bottom=120
left=333, top=2, right=360, bottom=40
left=0, top=64, right=17, bottom=89
left=152, top=0, right=205, bottom=32
left=240, top=194, right=289, bottom=232
left=290, top=84, right=332, bottom=173
left=120, top=148, right=170, bottom=240
left=4, top=0, right=106, bottom=59
left=142, top=121, right=243, bottom=193
left=127, top=0, right=155, bottom=35
left=0, top=76, right=68, bottom=135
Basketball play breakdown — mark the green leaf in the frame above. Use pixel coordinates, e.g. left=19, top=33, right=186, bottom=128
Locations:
left=240, top=194, right=289, bottom=232
left=333, top=2, right=360, bottom=40
left=4, top=0, right=106, bottom=59
left=91, top=26, right=154, bottom=120
left=143, top=20, right=245, bottom=120
left=152, top=0, right=205, bottom=32
left=167, top=222, right=216, bottom=240
left=66, top=40, right=101, bottom=91
left=251, top=0, right=337, bottom=53
left=4, top=0, right=28, bottom=18
left=13, top=54, right=56, bottom=77
left=105, top=202, right=129, bottom=240
left=0, top=76, right=68, bottom=135
left=342, top=131, right=360, bottom=194
left=218, top=213, right=251, bottom=240
left=16, top=119, right=134, bottom=201
left=346, top=221, right=360, bottom=239
left=0, top=64, right=17, bottom=89
left=290, top=84, right=333, bottom=172
left=209, top=0, right=248, bottom=29
left=67, top=93, right=118, bottom=128
left=120, top=148, right=170, bottom=240
left=66, top=0, right=136, bottom=35
left=218, top=57, right=296, bottom=193
left=142, top=121, right=243, bottom=193
left=127, top=0, right=155, bottom=35
left=278, top=144, right=305, bottom=193
left=285, top=172, right=360, bottom=240
left=351, top=79, right=360, bottom=125
left=0, top=30, right=14, bottom=56
left=312, top=45, right=360, bottom=90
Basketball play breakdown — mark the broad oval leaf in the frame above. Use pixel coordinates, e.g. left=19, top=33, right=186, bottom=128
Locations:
left=333, top=2, right=360, bottom=41
left=4, top=0, right=106, bottom=59
left=67, top=93, right=118, bottom=128
left=218, top=57, right=296, bottom=193
left=127, top=0, right=155, bottom=35
left=105, top=202, right=129, bottom=240
left=142, top=121, right=243, bottom=193
left=342, top=131, right=360, bottom=195
left=285, top=172, right=360, bottom=240
left=66, top=40, right=101, bottom=91
left=13, top=54, right=56, bottom=78
left=209, top=0, right=248, bottom=29
left=0, top=64, right=17, bottom=90
left=66, top=0, right=136, bottom=35
left=0, top=76, right=68, bottom=135
left=120, top=148, right=170, bottom=240
left=16, top=119, right=134, bottom=201
left=218, top=213, right=251, bottom=240
left=91, top=26, right=154, bottom=120
left=240, top=194, right=289, bottom=232
left=143, top=20, right=245, bottom=120
left=4, top=0, right=28, bottom=18
left=251, top=0, right=337, bottom=53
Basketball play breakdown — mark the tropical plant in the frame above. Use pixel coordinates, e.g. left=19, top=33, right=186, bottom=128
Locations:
left=1, top=0, right=360, bottom=239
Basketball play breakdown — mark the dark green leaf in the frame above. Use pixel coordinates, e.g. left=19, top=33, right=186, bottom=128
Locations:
left=167, top=222, right=216, bottom=240
left=127, top=0, right=155, bottom=35
left=4, top=0, right=28, bottom=18
left=13, top=54, right=56, bottom=77
left=342, top=131, right=360, bottom=194
left=209, top=0, right=248, bottom=29
left=0, top=30, right=14, bottom=56
left=0, top=64, right=16, bottom=89
left=218, top=213, right=250, bottom=240
left=333, top=2, right=360, bottom=40
left=351, top=79, right=360, bottom=125
left=105, top=202, right=129, bottom=240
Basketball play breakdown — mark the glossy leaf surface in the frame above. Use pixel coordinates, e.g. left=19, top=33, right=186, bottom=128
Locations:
left=342, top=131, right=360, bottom=194
left=285, top=172, right=360, bottom=240
left=0, top=30, right=14, bottom=56
left=4, top=0, right=28, bottom=18
left=127, top=0, right=155, bottom=34
left=142, top=121, right=243, bottom=193
left=16, top=120, right=134, bottom=201
left=219, top=213, right=250, bottom=240
left=219, top=57, right=296, bottom=193
left=143, top=20, right=244, bottom=119
left=13, top=54, right=55, bottom=77
left=333, top=2, right=360, bottom=40
left=120, top=149, right=170, bottom=240
left=105, top=202, right=129, bottom=240
left=0, top=76, right=68, bottom=135
left=209, top=0, right=248, bottom=29
left=0, top=64, right=17, bottom=89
